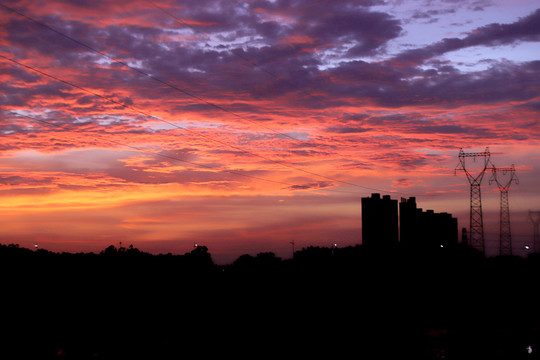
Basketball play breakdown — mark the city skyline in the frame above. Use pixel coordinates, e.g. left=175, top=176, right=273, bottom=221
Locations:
left=1, top=0, right=539, bottom=264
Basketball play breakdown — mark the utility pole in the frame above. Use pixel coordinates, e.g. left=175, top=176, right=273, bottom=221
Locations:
left=455, top=147, right=491, bottom=255
left=489, top=165, right=518, bottom=256
left=530, top=211, right=540, bottom=253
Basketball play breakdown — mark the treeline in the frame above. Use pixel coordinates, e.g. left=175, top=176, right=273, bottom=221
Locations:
left=2, top=242, right=540, bottom=359
left=3, top=241, right=540, bottom=307
left=0, top=240, right=489, bottom=272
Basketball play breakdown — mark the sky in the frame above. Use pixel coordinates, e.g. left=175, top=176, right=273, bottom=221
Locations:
left=1, top=0, right=539, bottom=264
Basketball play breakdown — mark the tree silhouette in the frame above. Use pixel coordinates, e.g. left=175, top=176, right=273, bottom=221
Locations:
left=184, top=245, right=214, bottom=270
left=2, top=241, right=540, bottom=359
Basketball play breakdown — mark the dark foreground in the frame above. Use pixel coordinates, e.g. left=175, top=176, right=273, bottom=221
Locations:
left=2, top=243, right=540, bottom=359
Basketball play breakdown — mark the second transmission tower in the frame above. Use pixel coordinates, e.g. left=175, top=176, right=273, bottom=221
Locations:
left=489, top=165, right=518, bottom=256
left=455, top=147, right=491, bottom=255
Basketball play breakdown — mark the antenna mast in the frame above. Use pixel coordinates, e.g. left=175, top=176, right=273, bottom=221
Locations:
left=489, top=165, right=518, bottom=256
left=455, top=147, right=491, bottom=255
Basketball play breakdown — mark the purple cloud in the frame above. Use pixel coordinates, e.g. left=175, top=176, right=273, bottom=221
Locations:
left=392, top=8, right=540, bottom=66
left=284, top=181, right=335, bottom=191
left=326, top=126, right=372, bottom=134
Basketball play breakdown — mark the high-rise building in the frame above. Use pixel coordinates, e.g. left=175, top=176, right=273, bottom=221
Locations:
left=399, top=197, right=458, bottom=250
left=361, top=193, right=399, bottom=248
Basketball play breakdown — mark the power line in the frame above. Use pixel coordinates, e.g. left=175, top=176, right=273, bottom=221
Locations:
left=3, top=110, right=362, bottom=194
left=0, top=2, right=300, bottom=143
left=0, top=2, right=418, bottom=196
left=0, top=3, right=390, bottom=193
left=0, top=52, right=393, bottom=194
left=143, top=1, right=433, bottom=197
left=141, top=1, right=444, bottom=199
left=144, top=0, right=347, bottom=150
left=144, top=0, right=326, bottom=103
left=144, top=0, right=306, bottom=92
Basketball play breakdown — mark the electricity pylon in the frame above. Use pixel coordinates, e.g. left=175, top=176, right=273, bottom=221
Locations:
left=530, top=211, right=540, bottom=253
left=455, top=147, right=491, bottom=255
left=489, top=165, right=518, bottom=256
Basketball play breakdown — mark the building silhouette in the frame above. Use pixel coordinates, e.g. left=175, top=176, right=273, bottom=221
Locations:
left=361, top=193, right=399, bottom=248
left=362, top=194, right=458, bottom=250
left=399, top=197, right=458, bottom=250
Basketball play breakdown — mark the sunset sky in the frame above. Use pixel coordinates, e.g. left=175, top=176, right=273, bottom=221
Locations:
left=1, top=0, right=539, bottom=264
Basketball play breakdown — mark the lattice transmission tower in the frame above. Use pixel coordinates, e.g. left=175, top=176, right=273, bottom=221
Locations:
left=530, top=211, right=540, bottom=253
left=489, top=165, right=518, bottom=256
left=455, top=147, right=491, bottom=255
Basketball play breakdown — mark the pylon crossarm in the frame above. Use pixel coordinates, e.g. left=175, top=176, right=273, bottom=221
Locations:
left=490, top=165, right=517, bottom=191
left=459, top=151, right=491, bottom=157
left=456, top=147, right=491, bottom=185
